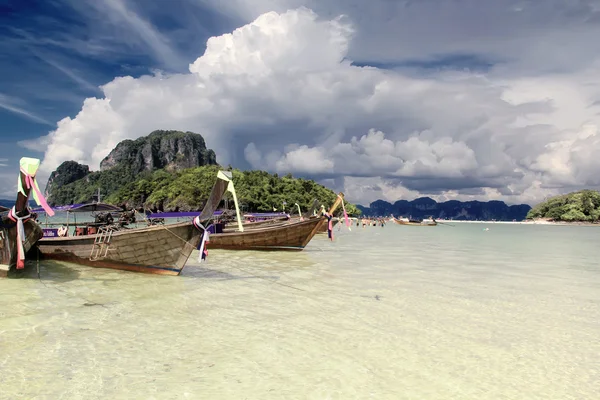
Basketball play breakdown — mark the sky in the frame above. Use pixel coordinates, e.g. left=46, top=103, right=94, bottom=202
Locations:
left=1, top=0, right=600, bottom=206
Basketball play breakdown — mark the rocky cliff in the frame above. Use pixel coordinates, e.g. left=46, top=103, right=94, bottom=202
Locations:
left=44, top=160, right=90, bottom=200
left=45, top=130, right=218, bottom=205
left=100, top=130, right=217, bottom=172
left=357, top=197, right=531, bottom=221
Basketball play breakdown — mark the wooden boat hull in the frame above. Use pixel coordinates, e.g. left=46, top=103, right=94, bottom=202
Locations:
left=208, top=217, right=324, bottom=251
left=0, top=218, right=43, bottom=277
left=316, top=221, right=329, bottom=233
left=224, top=216, right=292, bottom=232
left=36, top=222, right=202, bottom=275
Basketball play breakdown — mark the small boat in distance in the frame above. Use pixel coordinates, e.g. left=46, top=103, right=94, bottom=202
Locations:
left=34, top=170, right=237, bottom=275
left=391, top=216, right=438, bottom=226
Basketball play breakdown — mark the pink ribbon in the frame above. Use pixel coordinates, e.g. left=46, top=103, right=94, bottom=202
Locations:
left=21, top=167, right=55, bottom=216
left=342, top=202, right=350, bottom=227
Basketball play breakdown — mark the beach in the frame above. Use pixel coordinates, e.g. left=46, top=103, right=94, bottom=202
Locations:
left=437, top=219, right=600, bottom=226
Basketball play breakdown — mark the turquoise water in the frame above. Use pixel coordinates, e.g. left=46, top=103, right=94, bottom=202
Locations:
left=1, top=223, right=598, bottom=399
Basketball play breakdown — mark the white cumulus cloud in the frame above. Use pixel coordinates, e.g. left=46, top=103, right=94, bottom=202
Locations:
left=24, top=6, right=600, bottom=206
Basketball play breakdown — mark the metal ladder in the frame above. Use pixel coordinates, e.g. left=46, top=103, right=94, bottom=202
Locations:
left=90, top=226, right=113, bottom=261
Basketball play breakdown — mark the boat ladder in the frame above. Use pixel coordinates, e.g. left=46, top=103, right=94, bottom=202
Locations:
left=90, top=226, right=114, bottom=261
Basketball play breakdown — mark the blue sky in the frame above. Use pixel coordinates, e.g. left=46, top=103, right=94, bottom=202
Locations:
left=1, top=0, right=600, bottom=205
left=0, top=0, right=239, bottom=169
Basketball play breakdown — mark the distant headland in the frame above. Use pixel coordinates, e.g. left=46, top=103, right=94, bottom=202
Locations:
left=525, top=190, right=600, bottom=224
left=357, top=198, right=531, bottom=221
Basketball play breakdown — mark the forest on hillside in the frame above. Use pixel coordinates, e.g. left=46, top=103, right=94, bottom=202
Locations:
left=526, top=190, right=600, bottom=222
left=48, top=164, right=360, bottom=215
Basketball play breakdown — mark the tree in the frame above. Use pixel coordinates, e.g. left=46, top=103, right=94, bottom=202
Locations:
left=527, top=190, right=600, bottom=222
left=49, top=164, right=362, bottom=215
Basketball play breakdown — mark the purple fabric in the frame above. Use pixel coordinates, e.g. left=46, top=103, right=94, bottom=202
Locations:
left=32, top=202, right=121, bottom=213
left=148, top=211, right=290, bottom=219
left=43, top=228, right=59, bottom=237
left=148, top=211, right=224, bottom=218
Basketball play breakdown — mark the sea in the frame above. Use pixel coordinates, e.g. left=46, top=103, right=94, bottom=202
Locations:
left=0, top=222, right=599, bottom=399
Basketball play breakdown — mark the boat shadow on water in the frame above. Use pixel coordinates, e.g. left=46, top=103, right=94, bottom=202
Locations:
left=6, top=258, right=82, bottom=283
left=182, top=265, right=280, bottom=281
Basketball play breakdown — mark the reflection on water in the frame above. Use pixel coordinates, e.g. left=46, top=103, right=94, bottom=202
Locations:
left=1, top=224, right=599, bottom=399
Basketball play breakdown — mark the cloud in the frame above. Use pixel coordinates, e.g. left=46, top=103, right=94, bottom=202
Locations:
left=0, top=93, right=53, bottom=125
left=246, top=129, right=479, bottom=179
left=197, top=0, right=600, bottom=73
left=25, top=6, right=600, bottom=206
left=33, top=52, right=100, bottom=93
left=17, top=135, right=52, bottom=153
left=90, top=0, right=187, bottom=70
left=5, top=0, right=196, bottom=73
left=0, top=158, right=8, bottom=168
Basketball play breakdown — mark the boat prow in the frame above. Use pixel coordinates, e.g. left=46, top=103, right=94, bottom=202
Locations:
left=36, top=170, right=238, bottom=275
left=1, top=157, right=47, bottom=278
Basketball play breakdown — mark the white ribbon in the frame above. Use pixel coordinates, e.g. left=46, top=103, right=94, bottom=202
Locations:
left=194, top=216, right=211, bottom=263
left=10, top=206, right=27, bottom=267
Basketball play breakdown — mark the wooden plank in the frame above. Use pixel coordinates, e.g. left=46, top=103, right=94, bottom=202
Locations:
left=37, top=221, right=202, bottom=275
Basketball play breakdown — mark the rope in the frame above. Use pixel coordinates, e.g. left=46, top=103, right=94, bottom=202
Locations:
left=156, top=218, right=213, bottom=261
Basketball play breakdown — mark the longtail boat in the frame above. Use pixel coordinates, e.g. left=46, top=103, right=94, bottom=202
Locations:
left=35, top=171, right=236, bottom=275
left=221, top=214, right=296, bottom=232
left=392, top=216, right=437, bottom=226
left=1, top=158, right=51, bottom=277
left=207, top=193, right=345, bottom=251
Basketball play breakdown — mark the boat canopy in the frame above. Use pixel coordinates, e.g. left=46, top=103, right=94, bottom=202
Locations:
left=147, top=210, right=225, bottom=218
left=32, top=202, right=122, bottom=213
left=146, top=211, right=289, bottom=219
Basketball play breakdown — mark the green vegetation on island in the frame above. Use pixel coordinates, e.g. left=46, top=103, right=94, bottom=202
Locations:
left=526, top=190, right=600, bottom=222
left=45, top=130, right=360, bottom=216
left=48, top=164, right=360, bottom=215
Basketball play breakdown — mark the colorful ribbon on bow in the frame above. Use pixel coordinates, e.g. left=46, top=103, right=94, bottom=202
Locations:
left=320, top=206, right=334, bottom=241
left=338, top=194, right=351, bottom=231
left=193, top=216, right=211, bottom=262
left=18, top=165, right=55, bottom=217
left=9, top=158, right=55, bottom=269
left=7, top=207, right=30, bottom=269
left=295, top=203, right=304, bottom=221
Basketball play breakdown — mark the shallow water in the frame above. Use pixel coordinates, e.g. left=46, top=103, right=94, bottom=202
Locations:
left=1, top=223, right=599, bottom=399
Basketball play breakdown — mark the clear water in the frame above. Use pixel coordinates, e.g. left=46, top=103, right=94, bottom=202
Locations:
left=1, top=223, right=599, bottom=399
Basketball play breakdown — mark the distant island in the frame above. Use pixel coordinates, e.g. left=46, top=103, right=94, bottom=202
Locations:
left=357, top=197, right=531, bottom=221
left=43, top=130, right=361, bottom=215
left=7, top=129, right=595, bottom=223
left=526, top=190, right=600, bottom=223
